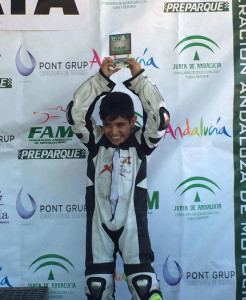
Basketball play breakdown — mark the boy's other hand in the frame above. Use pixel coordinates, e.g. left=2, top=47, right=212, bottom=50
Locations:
left=125, top=58, right=142, bottom=77
left=101, top=57, right=121, bottom=78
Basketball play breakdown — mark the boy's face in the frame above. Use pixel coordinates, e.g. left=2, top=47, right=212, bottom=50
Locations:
left=102, top=116, right=137, bottom=146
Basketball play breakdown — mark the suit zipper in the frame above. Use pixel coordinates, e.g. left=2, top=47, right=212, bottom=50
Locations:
left=110, top=147, right=120, bottom=222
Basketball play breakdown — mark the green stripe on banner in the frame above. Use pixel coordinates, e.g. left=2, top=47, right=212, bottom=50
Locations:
left=233, top=1, right=246, bottom=299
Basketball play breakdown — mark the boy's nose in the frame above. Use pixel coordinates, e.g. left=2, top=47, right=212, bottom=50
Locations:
left=111, top=125, right=118, bottom=135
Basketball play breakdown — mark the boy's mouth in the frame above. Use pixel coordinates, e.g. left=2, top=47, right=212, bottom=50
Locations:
left=109, top=135, right=124, bottom=144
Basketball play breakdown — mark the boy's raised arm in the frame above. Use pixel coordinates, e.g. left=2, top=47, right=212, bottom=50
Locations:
left=123, top=60, right=170, bottom=153
left=66, top=64, right=116, bottom=145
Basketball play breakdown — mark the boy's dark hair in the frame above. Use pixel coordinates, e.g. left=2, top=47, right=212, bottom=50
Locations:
left=99, top=92, right=135, bottom=122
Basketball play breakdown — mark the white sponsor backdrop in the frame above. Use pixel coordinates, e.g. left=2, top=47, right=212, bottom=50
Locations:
left=0, top=1, right=236, bottom=299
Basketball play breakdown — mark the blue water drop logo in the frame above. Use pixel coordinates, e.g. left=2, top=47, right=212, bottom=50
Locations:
left=163, top=256, right=183, bottom=286
left=16, top=188, right=37, bottom=219
left=16, top=46, right=36, bottom=76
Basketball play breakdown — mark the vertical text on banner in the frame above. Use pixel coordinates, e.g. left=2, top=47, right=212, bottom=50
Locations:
left=233, top=0, right=246, bottom=299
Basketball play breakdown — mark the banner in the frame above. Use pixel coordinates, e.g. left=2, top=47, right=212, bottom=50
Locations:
left=0, top=0, right=239, bottom=299
left=0, top=0, right=89, bottom=30
left=233, top=0, right=246, bottom=299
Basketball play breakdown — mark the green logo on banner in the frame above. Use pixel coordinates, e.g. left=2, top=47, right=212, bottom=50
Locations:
left=233, top=0, right=246, bottom=298
left=175, top=176, right=221, bottom=201
left=172, top=35, right=222, bottom=79
left=28, top=126, right=74, bottom=145
left=164, top=2, right=230, bottom=13
left=18, top=149, right=86, bottom=159
left=148, top=191, right=159, bottom=212
left=29, top=254, right=75, bottom=281
left=0, top=78, right=12, bottom=88
left=27, top=254, right=77, bottom=294
left=174, top=35, right=220, bottom=61
left=174, top=176, right=222, bottom=220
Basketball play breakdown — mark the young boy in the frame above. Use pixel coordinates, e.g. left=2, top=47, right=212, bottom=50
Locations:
left=66, top=58, right=169, bottom=300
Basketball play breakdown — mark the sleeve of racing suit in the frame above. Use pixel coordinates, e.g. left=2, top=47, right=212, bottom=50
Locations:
left=123, top=69, right=170, bottom=154
left=66, top=69, right=116, bottom=147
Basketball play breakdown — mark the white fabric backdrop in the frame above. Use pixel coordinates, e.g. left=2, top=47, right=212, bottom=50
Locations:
left=0, top=1, right=237, bottom=299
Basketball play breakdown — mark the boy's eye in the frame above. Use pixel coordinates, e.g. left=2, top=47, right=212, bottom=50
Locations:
left=103, top=122, right=127, bottom=128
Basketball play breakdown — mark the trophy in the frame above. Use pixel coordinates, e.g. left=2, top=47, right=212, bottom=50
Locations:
left=109, top=33, right=131, bottom=67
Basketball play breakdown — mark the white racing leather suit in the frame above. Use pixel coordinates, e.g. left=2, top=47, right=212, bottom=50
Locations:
left=66, top=69, right=169, bottom=300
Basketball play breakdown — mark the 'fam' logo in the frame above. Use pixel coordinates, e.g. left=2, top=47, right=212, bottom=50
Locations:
left=16, top=45, right=36, bottom=76
left=29, top=254, right=75, bottom=280
left=174, top=35, right=220, bottom=61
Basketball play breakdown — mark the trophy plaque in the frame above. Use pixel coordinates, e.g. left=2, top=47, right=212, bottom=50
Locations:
left=109, top=33, right=131, bottom=67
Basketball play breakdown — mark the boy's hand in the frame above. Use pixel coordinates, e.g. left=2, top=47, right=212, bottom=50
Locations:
left=101, top=57, right=121, bottom=78
left=125, top=58, right=142, bottom=77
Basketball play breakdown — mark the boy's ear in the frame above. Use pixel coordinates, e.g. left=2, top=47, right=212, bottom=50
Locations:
left=130, top=115, right=137, bottom=128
